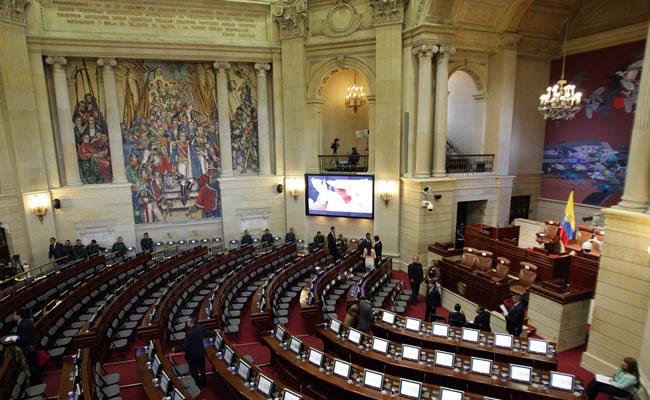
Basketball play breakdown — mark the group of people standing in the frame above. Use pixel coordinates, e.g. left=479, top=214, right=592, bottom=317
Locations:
left=47, top=236, right=135, bottom=265
left=407, top=256, right=442, bottom=322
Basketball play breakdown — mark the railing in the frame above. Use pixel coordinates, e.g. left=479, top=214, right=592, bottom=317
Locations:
left=318, top=154, right=368, bottom=173
left=446, top=154, right=494, bottom=176
left=0, top=255, right=68, bottom=288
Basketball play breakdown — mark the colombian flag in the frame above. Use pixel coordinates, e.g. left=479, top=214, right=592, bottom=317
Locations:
left=559, top=190, right=575, bottom=247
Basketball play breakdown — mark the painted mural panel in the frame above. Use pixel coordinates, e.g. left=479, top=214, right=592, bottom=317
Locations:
left=68, top=59, right=113, bottom=184
left=118, top=61, right=223, bottom=224
left=228, top=63, right=259, bottom=173
left=541, top=40, right=644, bottom=207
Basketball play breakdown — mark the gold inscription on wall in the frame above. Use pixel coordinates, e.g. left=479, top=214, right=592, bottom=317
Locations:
left=42, top=0, right=268, bottom=41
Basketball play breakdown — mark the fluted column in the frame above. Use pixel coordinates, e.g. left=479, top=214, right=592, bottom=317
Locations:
left=413, top=43, right=437, bottom=178
left=432, top=45, right=455, bottom=177
left=255, top=62, right=272, bottom=175
left=97, top=58, right=127, bottom=183
left=214, top=62, right=233, bottom=177
left=616, top=26, right=650, bottom=212
left=46, top=56, right=81, bottom=185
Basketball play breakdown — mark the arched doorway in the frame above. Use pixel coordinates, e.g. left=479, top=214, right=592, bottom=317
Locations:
left=447, top=70, right=485, bottom=154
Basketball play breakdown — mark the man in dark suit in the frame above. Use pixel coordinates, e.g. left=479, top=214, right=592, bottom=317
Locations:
left=48, top=237, right=67, bottom=265
left=72, top=239, right=86, bottom=260
left=362, top=233, right=372, bottom=251
left=505, top=294, right=525, bottom=337
left=173, top=316, right=216, bottom=388
left=111, top=236, right=128, bottom=257
left=373, top=235, right=382, bottom=266
left=407, top=256, right=423, bottom=305
left=241, top=230, right=253, bottom=246
left=261, top=229, right=274, bottom=245
left=140, top=232, right=153, bottom=252
left=473, top=304, right=491, bottom=332
left=357, top=296, right=374, bottom=332
left=11, top=307, right=41, bottom=384
left=449, top=303, right=467, bottom=327
left=64, top=240, right=74, bottom=262
left=327, top=226, right=338, bottom=259
left=424, top=276, right=441, bottom=322
left=285, top=227, right=296, bottom=244
left=85, top=239, right=102, bottom=258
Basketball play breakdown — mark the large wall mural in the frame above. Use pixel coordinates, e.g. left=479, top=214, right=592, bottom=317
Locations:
left=541, top=40, right=644, bottom=207
left=116, top=61, right=258, bottom=224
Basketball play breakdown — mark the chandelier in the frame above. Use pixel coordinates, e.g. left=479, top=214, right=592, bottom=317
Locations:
left=345, top=70, right=367, bottom=113
left=538, top=21, right=582, bottom=121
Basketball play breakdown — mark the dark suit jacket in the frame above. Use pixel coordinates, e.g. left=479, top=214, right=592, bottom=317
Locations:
left=49, top=242, right=66, bottom=260
left=174, top=325, right=215, bottom=362
left=474, top=311, right=491, bottom=332
left=241, top=235, right=253, bottom=246
left=112, top=242, right=127, bottom=257
left=327, top=232, right=337, bottom=253
left=449, top=311, right=467, bottom=326
left=16, top=319, right=36, bottom=354
left=141, top=238, right=153, bottom=252
left=374, top=241, right=382, bottom=264
left=285, top=232, right=296, bottom=243
left=357, top=299, right=374, bottom=332
left=73, top=245, right=86, bottom=260
left=407, top=263, right=423, bottom=285
left=262, top=233, right=274, bottom=244
left=425, top=282, right=441, bottom=308
left=506, top=302, right=525, bottom=336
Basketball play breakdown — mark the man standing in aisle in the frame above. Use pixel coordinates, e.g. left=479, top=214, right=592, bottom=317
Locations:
left=505, top=294, right=525, bottom=337
left=141, top=232, right=154, bottom=252
left=173, top=316, right=215, bottom=388
left=356, top=296, right=374, bottom=333
left=327, top=226, right=338, bottom=259
left=373, top=235, right=382, bottom=266
left=407, top=255, right=423, bottom=305
left=11, top=307, right=41, bottom=384
left=48, top=237, right=67, bottom=265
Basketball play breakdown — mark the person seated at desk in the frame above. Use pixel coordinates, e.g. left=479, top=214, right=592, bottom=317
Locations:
left=585, top=357, right=639, bottom=400
left=262, top=229, right=274, bottom=245
left=313, top=231, right=325, bottom=246
left=449, top=303, right=467, bottom=327
left=336, top=234, right=347, bottom=257
left=285, top=227, right=296, bottom=244
left=140, top=232, right=153, bottom=253
left=472, top=304, right=491, bottom=332
left=241, top=230, right=253, bottom=246
left=111, top=236, right=128, bottom=257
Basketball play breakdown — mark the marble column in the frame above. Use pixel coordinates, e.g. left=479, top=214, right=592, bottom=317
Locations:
left=97, top=58, right=127, bottom=184
left=432, top=45, right=455, bottom=178
left=413, top=43, right=437, bottom=178
left=616, top=25, right=650, bottom=212
left=255, top=62, right=272, bottom=175
left=214, top=62, right=233, bottom=177
left=46, top=56, right=81, bottom=185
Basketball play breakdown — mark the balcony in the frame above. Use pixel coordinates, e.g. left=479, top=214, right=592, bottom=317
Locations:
left=319, top=155, right=368, bottom=174
left=446, top=154, right=494, bottom=176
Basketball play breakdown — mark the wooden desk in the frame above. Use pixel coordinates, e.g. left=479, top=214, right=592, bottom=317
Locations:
left=345, top=257, right=391, bottom=307
left=262, top=332, right=486, bottom=400
left=316, top=327, right=582, bottom=400
left=135, top=340, right=196, bottom=400
left=438, top=258, right=511, bottom=311
left=57, top=356, right=75, bottom=400
left=372, top=312, right=558, bottom=370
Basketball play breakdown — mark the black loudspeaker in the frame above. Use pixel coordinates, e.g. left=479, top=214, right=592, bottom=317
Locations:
left=276, top=184, right=284, bottom=193
left=53, top=199, right=61, bottom=209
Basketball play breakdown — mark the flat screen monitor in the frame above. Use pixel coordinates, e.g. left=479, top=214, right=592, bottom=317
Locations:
left=289, top=336, right=303, bottom=355
left=550, top=372, right=575, bottom=392
left=172, top=388, right=186, bottom=400
left=401, top=344, right=421, bottom=361
left=347, top=328, right=362, bottom=345
left=440, top=387, right=464, bottom=400
left=148, top=340, right=155, bottom=360
left=257, top=374, right=274, bottom=397
left=333, top=360, right=351, bottom=380
left=224, top=346, right=235, bottom=366
left=160, top=371, right=171, bottom=395
left=283, top=389, right=302, bottom=400
left=405, top=317, right=421, bottom=332
left=329, top=318, right=342, bottom=334
left=214, top=332, right=222, bottom=351
left=308, top=348, right=323, bottom=367
left=237, top=360, right=251, bottom=381
left=528, top=338, right=548, bottom=355
left=462, top=327, right=480, bottom=343
left=509, top=364, right=532, bottom=384
left=371, top=337, right=389, bottom=354
left=305, top=174, right=375, bottom=219
left=471, top=357, right=492, bottom=376
left=275, top=326, right=286, bottom=342
left=399, top=378, right=422, bottom=399
left=432, top=323, right=449, bottom=337
left=494, top=333, right=513, bottom=349
left=152, top=355, right=161, bottom=377
left=363, top=369, right=384, bottom=390
left=434, top=350, right=455, bottom=368
left=382, top=311, right=396, bottom=325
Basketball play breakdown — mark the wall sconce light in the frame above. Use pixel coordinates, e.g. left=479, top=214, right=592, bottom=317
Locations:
left=378, top=180, right=394, bottom=206
left=286, top=178, right=304, bottom=201
left=30, top=194, right=49, bottom=224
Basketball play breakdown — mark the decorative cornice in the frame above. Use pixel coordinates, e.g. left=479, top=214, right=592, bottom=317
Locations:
left=369, top=0, right=403, bottom=25
left=0, top=0, right=30, bottom=25
left=272, top=0, right=308, bottom=39
left=499, top=32, right=522, bottom=51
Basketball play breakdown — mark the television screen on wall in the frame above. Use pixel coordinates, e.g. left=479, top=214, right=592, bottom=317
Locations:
left=305, top=174, right=374, bottom=219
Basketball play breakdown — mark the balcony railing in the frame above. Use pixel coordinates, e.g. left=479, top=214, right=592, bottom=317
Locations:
left=319, top=155, right=368, bottom=173
left=446, top=154, right=494, bottom=176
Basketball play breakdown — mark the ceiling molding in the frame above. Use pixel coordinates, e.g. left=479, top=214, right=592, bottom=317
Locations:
left=564, top=21, right=648, bottom=56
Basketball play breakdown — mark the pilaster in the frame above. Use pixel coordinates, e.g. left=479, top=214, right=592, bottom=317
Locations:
left=255, top=62, right=272, bottom=176
left=413, top=42, right=437, bottom=178
left=97, top=58, right=127, bottom=184
left=432, top=45, right=456, bottom=178
left=214, top=62, right=234, bottom=177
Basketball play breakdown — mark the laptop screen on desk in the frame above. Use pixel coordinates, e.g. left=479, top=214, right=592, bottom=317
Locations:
left=462, top=327, right=480, bottom=343
left=434, top=350, right=455, bottom=368
left=405, top=317, right=421, bottom=332
left=401, top=344, right=421, bottom=361
left=399, top=378, right=421, bottom=399
left=494, top=333, right=513, bottom=349
left=432, top=323, right=449, bottom=337
left=371, top=337, right=389, bottom=354
left=441, top=387, right=463, bottom=400
left=363, top=369, right=384, bottom=390
left=381, top=311, right=396, bottom=324
left=550, top=372, right=575, bottom=392
left=471, top=357, right=492, bottom=375
left=528, top=338, right=548, bottom=355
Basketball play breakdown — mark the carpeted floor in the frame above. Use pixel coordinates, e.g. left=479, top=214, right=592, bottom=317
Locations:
left=40, top=268, right=602, bottom=400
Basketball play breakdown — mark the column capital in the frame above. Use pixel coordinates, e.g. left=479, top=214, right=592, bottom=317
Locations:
left=412, top=43, right=438, bottom=59
left=213, top=62, right=231, bottom=74
left=369, top=0, right=403, bottom=25
left=0, top=0, right=30, bottom=25
left=437, top=45, right=456, bottom=61
left=254, top=62, right=271, bottom=76
left=97, top=58, right=117, bottom=69
left=271, top=0, right=308, bottom=39
left=45, top=56, right=67, bottom=72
